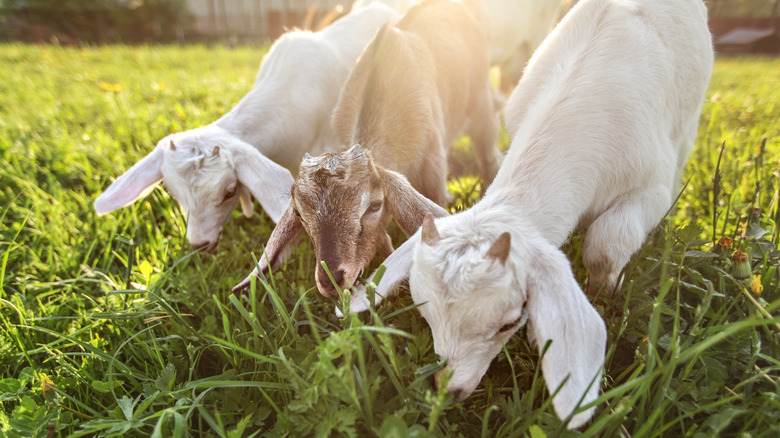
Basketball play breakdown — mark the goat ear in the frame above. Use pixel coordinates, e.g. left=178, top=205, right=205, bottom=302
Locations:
left=376, top=166, right=448, bottom=237
left=421, top=213, right=440, bottom=245
left=94, top=147, right=164, bottom=215
left=486, top=232, right=511, bottom=264
left=526, top=242, right=606, bottom=429
left=232, top=141, right=294, bottom=223
left=232, top=200, right=304, bottom=293
left=239, top=185, right=254, bottom=218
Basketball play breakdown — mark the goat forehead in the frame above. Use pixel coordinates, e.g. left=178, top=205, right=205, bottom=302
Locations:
left=421, top=295, right=514, bottom=350
left=163, top=159, right=235, bottom=209
left=300, top=148, right=373, bottom=177
left=296, top=168, right=378, bottom=212
left=418, top=237, right=509, bottom=297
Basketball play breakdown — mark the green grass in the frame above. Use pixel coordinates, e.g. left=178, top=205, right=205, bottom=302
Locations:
left=0, top=44, right=778, bottom=437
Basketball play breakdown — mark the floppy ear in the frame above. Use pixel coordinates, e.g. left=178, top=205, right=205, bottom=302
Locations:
left=376, top=166, right=448, bottom=236
left=94, top=147, right=164, bottom=215
left=232, top=200, right=304, bottom=293
left=232, top=141, right=294, bottom=224
left=526, top=241, right=606, bottom=429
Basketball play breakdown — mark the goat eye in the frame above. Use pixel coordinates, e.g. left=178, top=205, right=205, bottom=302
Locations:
left=497, top=315, right=524, bottom=335
left=222, top=188, right=237, bottom=203
left=367, top=201, right=383, bottom=213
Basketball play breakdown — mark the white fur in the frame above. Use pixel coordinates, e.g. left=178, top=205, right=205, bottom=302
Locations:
left=354, top=0, right=564, bottom=92
left=94, top=4, right=399, bottom=249
left=352, top=0, right=421, bottom=13
left=482, top=0, right=563, bottom=92
left=349, top=0, right=714, bottom=428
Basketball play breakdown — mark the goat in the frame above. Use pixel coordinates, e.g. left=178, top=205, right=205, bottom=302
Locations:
left=93, top=3, right=399, bottom=252
left=345, top=0, right=714, bottom=428
left=233, top=0, right=502, bottom=298
left=354, top=0, right=564, bottom=93
left=352, top=0, right=420, bottom=12
left=484, top=0, right=563, bottom=93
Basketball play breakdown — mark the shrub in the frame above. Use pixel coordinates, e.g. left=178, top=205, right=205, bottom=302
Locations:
left=0, top=0, right=187, bottom=43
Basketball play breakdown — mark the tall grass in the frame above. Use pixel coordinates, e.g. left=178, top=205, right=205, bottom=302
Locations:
left=0, top=45, right=778, bottom=437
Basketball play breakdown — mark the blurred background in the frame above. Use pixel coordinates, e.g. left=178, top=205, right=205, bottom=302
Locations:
left=0, top=0, right=777, bottom=52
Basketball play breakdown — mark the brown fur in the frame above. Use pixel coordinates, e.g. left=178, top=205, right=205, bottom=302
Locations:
left=332, top=0, right=502, bottom=202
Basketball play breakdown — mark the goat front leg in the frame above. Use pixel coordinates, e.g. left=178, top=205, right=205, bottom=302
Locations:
left=582, top=186, right=672, bottom=294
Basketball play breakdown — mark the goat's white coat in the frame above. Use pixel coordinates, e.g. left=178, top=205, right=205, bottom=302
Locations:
left=483, top=0, right=563, bottom=92
left=354, top=0, right=564, bottom=92
left=352, top=0, right=420, bottom=12
left=93, top=4, right=399, bottom=248
left=348, top=0, right=714, bottom=428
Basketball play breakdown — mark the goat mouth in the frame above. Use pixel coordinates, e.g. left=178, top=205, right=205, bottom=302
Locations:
left=318, top=270, right=364, bottom=300
left=191, top=241, right=219, bottom=254
left=319, top=286, right=340, bottom=300
left=199, top=242, right=219, bottom=254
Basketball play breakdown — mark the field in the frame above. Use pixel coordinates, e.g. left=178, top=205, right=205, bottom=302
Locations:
left=0, top=44, right=778, bottom=437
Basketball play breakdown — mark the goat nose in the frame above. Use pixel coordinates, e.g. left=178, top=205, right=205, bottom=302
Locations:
left=331, top=268, right=345, bottom=286
left=451, top=388, right=468, bottom=402
left=317, top=266, right=346, bottom=299
left=192, top=240, right=217, bottom=253
left=434, top=368, right=468, bottom=401
left=318, top=265, right=346, bottom=286
left=192, top=240, right=210, bottom=250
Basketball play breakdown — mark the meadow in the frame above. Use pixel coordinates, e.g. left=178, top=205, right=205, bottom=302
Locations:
left=0, top=44, right=778, bottom=437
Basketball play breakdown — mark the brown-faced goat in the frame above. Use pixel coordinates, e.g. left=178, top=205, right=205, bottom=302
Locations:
left=93, top=4, right=399, bottom=252
left=345, top=0, right=714, bottom=428
left=233, top=0, right=502, bottom=297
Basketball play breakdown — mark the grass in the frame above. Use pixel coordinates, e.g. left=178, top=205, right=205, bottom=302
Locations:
left=0, top=44, right=778, bottom=437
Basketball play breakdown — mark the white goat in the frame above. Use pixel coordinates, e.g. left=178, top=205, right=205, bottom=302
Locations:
left=354, top=0, right=564, bottom=93
left=352, top=0, right=420, bottom=12
left=233, top=0, right=501, bottom=298
left=347, top=0, right=714, bottom=428
left=484, top=0, right=563, bottom=93
left=93, top=4, right=399, bottom=252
